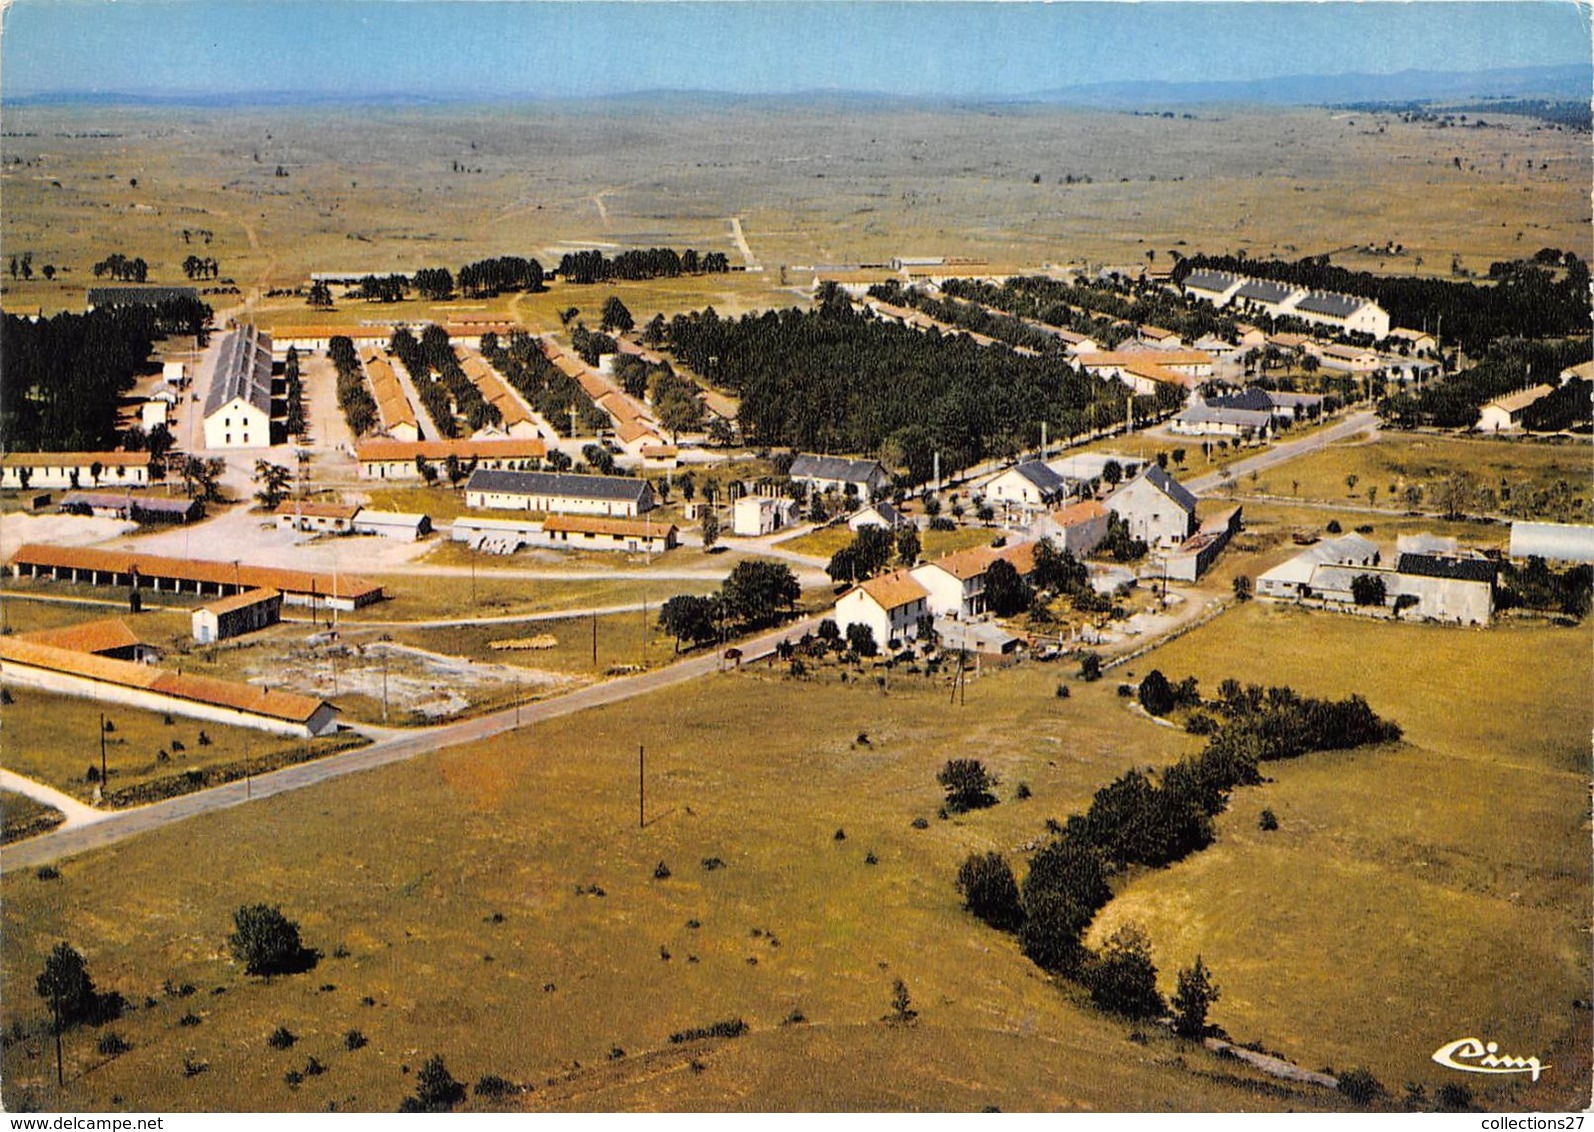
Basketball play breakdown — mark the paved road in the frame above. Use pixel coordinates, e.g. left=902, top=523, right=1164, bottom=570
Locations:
left=1183, top=410, right=1379, bottom=497
left=0, top=614, right=823, bottom=873
left=0, top=770, right=106, bottom=830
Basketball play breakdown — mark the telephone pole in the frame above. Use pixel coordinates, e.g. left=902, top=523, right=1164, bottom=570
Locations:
left=99, top=712, right=107, bottom=790
left=638, top=744, right=646, bottom=829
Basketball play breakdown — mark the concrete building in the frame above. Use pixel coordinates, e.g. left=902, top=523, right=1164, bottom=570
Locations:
left=848, top=500, right=906, bottom=531
left=192, top=588, right=283, bottom=644
left=361, top=349, right=421, bottom=443
left=1256, top=534, right=1381, bottom=600
left=1106, top=466, right=1199, bottom=547
left=732, top=495, right=799, bottom=537
left=0, top=451, right=151, bottom=490
left=1169, top=402, right=1275, bottom=441
left=788, top=454, right=891, bottom=499
left=1163, top=507, right=1242, bottom=582
left=1029, top=499, right=1111, bottom=556
left=354, top=437, right=547, bottom=480
left=59, top=492, right=204, bottom=524
left=911, top=546, right=1001, bottom=617
left=1387, top=328, right=1439, bottom=356
left=834, top=570, right=930, bottom=649
left=1181, top=270, right=1245, bottom=306
left=463, top=469, right=655, bottom=517
left=201, top=325, right=275, bottom=449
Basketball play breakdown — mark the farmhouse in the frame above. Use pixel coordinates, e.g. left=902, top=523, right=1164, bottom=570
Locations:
left=987, top=460, right=1070, bottom=517
left=1257, top=534, right=1381, bottom=600
left=275, top=501, right=361, bottom=533
left=788, top=454, right=891, bottom=498
left=352, top=511, right=432, bottom=541
left=0, top=637, right=337, bottom=738
left=1163, top=506, right=1242, bottom=581
left=732, top=495, right=799, bottom=536
left=463, top=469, right=656, bottom=517
left=834, top=570, right=930, bottom=648
left=9, top=544, right=384, bottom=610
left=354, top=437, right=547, bottom=480
left=192, top=588, right=282, bottom=644
left=0, top=451, right=151, bottom=490
left=540, top=514, right=677, bottom=554
left=201, top=325, right=275, bottom=450
left=1477, top=386, right=1554, bottom=433
left=1029, top=498, right=1110, bottom=556
left=1106, top=466, right=1199, bottom=547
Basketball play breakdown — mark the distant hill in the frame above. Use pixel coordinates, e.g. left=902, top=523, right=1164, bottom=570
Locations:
left=5, top=63, right=1587, bottom=111
left=1025, top=63, right=1591, bottom=108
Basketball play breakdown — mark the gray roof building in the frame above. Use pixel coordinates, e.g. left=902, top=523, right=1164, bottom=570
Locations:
left=1183, top=270, right=1239, bottom=293
left=1508, top=521, right=1594, bottom=564
left=1010, top=460, right=1069, bottom=495
left=1294, top=291, right=1365, bottom=319
left=1396, top=552, right=1497, bottom=584
left=1235, top=279, right=1297, bottom=305
left=464, top=468, right=654, bottom=506
left=201, top=325, right=274, bottom=419
left=789, top=454, right=889, bottom=486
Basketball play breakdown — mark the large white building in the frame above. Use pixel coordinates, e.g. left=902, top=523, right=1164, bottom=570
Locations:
left=1182, top=270, right=1390, bottom=339
left=201, top=325, right=275, bottom=449
left=1105, top=466, right=1199, bottom=547
left=463, top=469, right=656, bottom=517
left=834, top=570, right=930, bottom=648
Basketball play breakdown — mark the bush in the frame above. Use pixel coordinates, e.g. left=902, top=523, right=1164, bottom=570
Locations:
left=1137, top=669, right=1176, bottom=716
left=97, top=1031, right=131, bottom=1057
left=956, top=852, right=1022, bottom=931
left=229, top=905, right=315, bottom=976
left=1084, top=925, right=1166, bottom=1019
left=653, top=861, right=672, bottom=880
left=1184, top=712, right=1217, bottom=736
left=669, top=1018, right=748, bottom=1044
left=1433, top=1082, right=1473, bottom=1111
left=267, top=1025, right=297, bottom=1050
left=475, top=1074, right=515, bottom=1099
left=400, top=1054, right=466, bottom=1112
left=1055, top=683, right=1070, bottom=699
left=35, top=865, right=60, bottom=881
left=1078, top=652, right=1103, bottom=681
left=1338, top=1067, right=1384, bottom=1104
left=1258, top=808, right=1279, bottom=831
left=1014, top=782, right=1032, bottom=800
left=937, top=758, right=998, bottom=812
left=1326, top=519, right=1342, bottom=534
left=344, top=1029, right=368, bottom=1051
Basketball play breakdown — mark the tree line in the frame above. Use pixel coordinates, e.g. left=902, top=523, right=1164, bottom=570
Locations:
left=659, top=286, right=1134, bottom=481
left=1377, top=338, right=1590, bottom=430
left=943, top=274, right=1243, bottom=349
left=328, top=336, right=380, bottom=437
left=557, top=248, right=730, bottom=286
left=479, top=330, right=609, bottom=437
left=1175, top=251, right=1591, bottom=356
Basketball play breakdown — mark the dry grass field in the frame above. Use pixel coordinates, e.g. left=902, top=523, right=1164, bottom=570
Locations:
left=1, top=101, right=1585, bottom=322
left=1, top=789, right=64, bottom=844
left=1092, top=603, right=1592, bottom=1109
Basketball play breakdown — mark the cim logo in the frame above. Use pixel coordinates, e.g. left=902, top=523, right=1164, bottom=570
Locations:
left=1432, top=1037, right=1548, bottom=1082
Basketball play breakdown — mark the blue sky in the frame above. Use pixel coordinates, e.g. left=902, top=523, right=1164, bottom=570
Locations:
left=2, top=1, right=1587, bottom=99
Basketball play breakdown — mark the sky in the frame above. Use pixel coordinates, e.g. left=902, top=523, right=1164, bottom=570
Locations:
left=1, top=0, right=1588, bottom=100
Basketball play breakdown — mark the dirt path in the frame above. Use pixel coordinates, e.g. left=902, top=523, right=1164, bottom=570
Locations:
left=729, top=216, right=759, bottom=270
left=0, top=770, right=108, bottom=830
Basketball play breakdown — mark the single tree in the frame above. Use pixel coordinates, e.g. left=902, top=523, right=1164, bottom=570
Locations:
left=1085, top=923, right=1165, bottom=1018
left=937, top=758, right=997, bottom=812
left=1138, top=669, right=1176, bottom=716
left=228, top=904, right=312, bottom=976
left=36, top=943, right=99, bottom=1028
left=253, top=460, right=291, bottom=510
left=983, top=559, right=1033, bottom=617
left=1231, top=575, right=1253, bottom=602
left=700, top=508, right=720, bottom=551
left=1171, top=955, right=1220, bottom=1037
left=895, top=525, right=921, bottom=566
left=401, top=1054, right=466, bottom=1112
left=956, top=851, right=1022, bottom=930
left=599, top=295, right=634, bottom=334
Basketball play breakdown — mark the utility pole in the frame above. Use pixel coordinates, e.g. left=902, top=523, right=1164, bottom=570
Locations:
left=380, top=647, right=389, bottom=723
left=99, top=712, right=107, bottom=791
left=638, top=744, right=646, bottom=829
left=52, top=994, right=63, bottom=1087
left=591, top=610, right=598, bottom=666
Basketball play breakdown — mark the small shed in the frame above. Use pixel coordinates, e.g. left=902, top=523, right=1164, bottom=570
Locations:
left=352, top=511, right=433, bottom=541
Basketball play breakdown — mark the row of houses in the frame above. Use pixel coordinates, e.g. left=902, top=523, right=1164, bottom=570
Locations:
left=1170, top=388, right=1327, bottom=441
left=0, top=451, right=152, bottom=490
left=1476, top=362, right=1592, bottom=432
left=359, top=347, right=421, bottom=443
left=1181, top=270, right=1392, bottom=339
left=354, top=437, right=548, bottom=480
left=835, top=540, right=1040, bottom=649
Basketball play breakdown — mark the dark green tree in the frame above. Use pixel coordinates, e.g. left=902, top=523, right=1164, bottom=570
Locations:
left=1171, top=954, right=1220, bottom=1037
left=956, top=851, right=1022, bottom=930
left=937, top=758, right=997, bottom=813
left=228, top=905, right=313, bottom=976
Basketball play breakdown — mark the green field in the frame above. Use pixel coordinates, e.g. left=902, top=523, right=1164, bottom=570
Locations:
left=1092, top=603, right=1592, bottom=1107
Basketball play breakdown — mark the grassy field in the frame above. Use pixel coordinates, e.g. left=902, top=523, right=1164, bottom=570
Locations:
left=0, top=654, right=1360, bottom=1113
left=417, top=538, right=728, bottom=577
left=2, top=101, right=1583, bottom=319
left=1, top=790, right=64, bottom=844
left=1089, top=603, right=1592, bottom=1108
left=0, top=685, right=364, bottom=806
left=1247, top=433, right=1593, bottom=522
left=777, top=522, right=999, bottom=562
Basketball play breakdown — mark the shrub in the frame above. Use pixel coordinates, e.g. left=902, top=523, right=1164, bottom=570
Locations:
left=1138, top=670, right=1176, bottom=716
left=1184, top=712, right=1217, bottom=736
left=97, top=1032, right=130, bottom=1057
left=1338, top=1067, right=1384, bottom=1104
left=937, top=758, right=997, bottom=812
left=653, top=861, right=672, bottom=880
left=1078, top=652, right=1103, bottom=681
left=910, top=816, right=929, bottom=830
left=863, top=850, right=878, bottom=865
left=1258, top=808, right=1279, bottom=831
left=35, top=866, right=60, bottom=881
left=344, top=1029, right=368, bottom=1051
left=400, top=1054, right=466, bottom=1112
left=1018, top=839, right=1111, bottom=975
left=475, top=1074, right=515, bottom=1099
left=267, top=1025, right=297, bottom=1050
left=700, top=857, right=725, bottom=871
left=833, top=828, right=846, bottom=841
left=302, top=1056, right=325, bottom=1077
left=1014, top=781, right=1032, bottom=800
left=669, top=1018, right=747, bottom=1044
left=1055, top=682, right=1070, bottom=698
left=1084, top=924, right=1165, bottom=1019
left=1326, top=519, right=1342, bottom=534
left=283, top=1068, right=304, bottom=1088
left=178, top=1011, right=201, bottom=1027
left=229, top=904, right=315, bottom=976
left=1433, top=1082, right=1473, bottom=1111
left=956, top=852, right=1022, bottom=931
